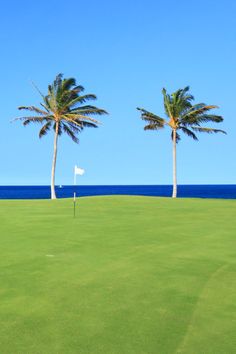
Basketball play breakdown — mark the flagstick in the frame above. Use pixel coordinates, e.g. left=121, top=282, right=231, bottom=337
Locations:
left=73, top=192, right=76, bottom=218
left=74, top=169, right=76, bottom=186
left=74, top=168, right=76, bottom=218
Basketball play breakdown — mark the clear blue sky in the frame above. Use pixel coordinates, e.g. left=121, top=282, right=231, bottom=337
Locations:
left=0, top=0, right=235, bottom=185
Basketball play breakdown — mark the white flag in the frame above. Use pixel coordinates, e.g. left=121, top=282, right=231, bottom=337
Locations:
left=74, top=165, right=85, bottom=175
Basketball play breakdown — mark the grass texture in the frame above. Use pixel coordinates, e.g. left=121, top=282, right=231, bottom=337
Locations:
left=0, top=196, right=236, bottom=353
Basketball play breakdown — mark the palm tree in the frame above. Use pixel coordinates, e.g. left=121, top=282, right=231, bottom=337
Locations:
left=137, top=86, right=226, bottom=198
left=16, top=74, right=108, bottom=199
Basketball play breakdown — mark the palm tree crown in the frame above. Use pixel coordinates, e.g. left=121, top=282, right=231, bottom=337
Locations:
left=17, top=73, right=108, bottom=142
left=137, top=86, right=225, bottom=141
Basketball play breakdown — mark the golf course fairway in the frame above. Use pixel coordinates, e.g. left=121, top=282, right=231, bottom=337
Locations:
left=0, top=196, right=236, bottom=354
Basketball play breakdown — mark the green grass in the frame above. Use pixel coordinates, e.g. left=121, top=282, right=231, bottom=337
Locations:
left=0, top=196, right=236, bottom=354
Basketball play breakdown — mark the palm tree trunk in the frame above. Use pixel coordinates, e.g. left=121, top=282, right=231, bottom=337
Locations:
left=172, top=128, right=177, bottom=198
left=51, top=122, right=59, bottom=199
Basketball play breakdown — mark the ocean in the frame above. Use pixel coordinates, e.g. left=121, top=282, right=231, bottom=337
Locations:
left=0, top=185, right=236, bottom=199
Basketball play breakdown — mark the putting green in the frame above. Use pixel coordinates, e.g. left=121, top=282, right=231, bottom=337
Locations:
left=0, top=196, right=236, bottom=354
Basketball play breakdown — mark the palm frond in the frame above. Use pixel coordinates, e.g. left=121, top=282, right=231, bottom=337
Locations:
left=66, top=94, right=97, bottom=108
left=61, top=77, right=76, bottom=92
left=30, top=80, right=45, bottom=99
left=66, top=121, right=80, bottom=131
left=54, top=73, right=63, bottom=86
left=63, top=113, right=101, bottom=125
left=70, top=106, right=108, bottom=116
left=15, top=116, right=48, bottom=125
left=76, top=117, right=100, bottom=126
left=62, top=123, right=80, bottom=143
left=181, top=113, right=223, bottom=125
left=191, top=127, right=226, bottom=134
left=73, top=85, right=85, bottom=93
left=52, top=122, right=63, bottom=136
left=39, top=121, right=52, bottom=138
left=182, top=104, right=219, bottom=119
left=162, top=88, right=173, bottom=118
left=18, top=106, right=48, bottom=115
left=144, top=123, right=164, bottom=131
left=172, top=86, right=192, bottom=104
left=171, top=130, right=181, bottom=143
left=81, top=121, right=99, bottom=128
left=179, top=126, right=198, bottom=140
left=39, top=103, right=50, bottom=112
left=60, top=115, right=84, bottom=127
left=137, top=107, right=165, bottom=126
left=178, top=86, right=194, bottom=103
left=171, top=87, right=193, bottom=117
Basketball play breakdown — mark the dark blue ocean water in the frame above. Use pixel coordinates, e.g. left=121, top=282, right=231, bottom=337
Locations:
left=0, top=185, right=236, bottom=199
